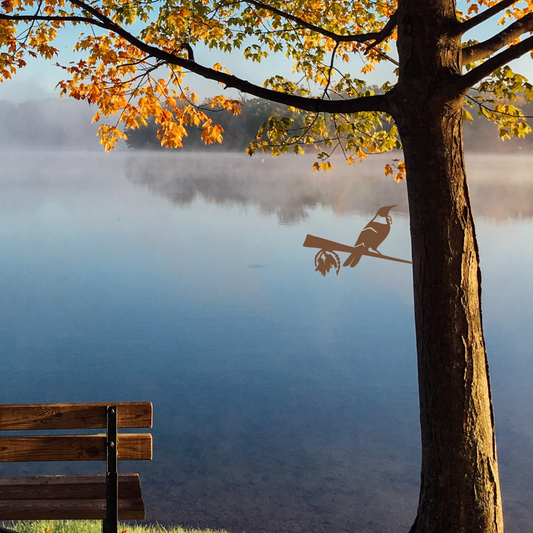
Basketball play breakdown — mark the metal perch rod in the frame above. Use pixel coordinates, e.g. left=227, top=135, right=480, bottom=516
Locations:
left=303, top=234, right=412, bottom=265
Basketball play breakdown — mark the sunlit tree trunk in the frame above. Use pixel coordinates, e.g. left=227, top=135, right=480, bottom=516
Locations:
left=400, top=103, right=503, bottom=533
left=391, top=1, right=504, bottom=531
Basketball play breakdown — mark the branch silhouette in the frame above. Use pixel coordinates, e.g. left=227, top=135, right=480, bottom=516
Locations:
left=242, top=0, right=397, bottom=44
left=460, top=0, right=518, bottom=33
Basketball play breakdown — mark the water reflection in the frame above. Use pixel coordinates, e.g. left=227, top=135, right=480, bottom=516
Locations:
left=124, top=152, right=409, bottom=225
left=0, top=151, right=532, bottom=533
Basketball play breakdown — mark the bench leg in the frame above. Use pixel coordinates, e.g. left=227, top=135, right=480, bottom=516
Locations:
left=104, top=405, right=118, bottom=533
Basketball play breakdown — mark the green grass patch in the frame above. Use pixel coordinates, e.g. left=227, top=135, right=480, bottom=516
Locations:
left=1, top=521, right=227, bottom=533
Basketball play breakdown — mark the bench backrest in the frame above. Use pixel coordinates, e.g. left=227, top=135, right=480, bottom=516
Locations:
left=0, top=402, right=153, bottom=463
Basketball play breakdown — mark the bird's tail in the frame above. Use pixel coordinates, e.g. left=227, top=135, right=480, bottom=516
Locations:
left=343, top=248, right=364, bottom=268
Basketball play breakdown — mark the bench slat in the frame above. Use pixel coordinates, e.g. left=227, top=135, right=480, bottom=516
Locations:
left=0, top=474, right=145, bottom=520
left=0, top=474, right=141, bottom=499
left=0, top=501, right=145, bottom=520
left=0, top=403, right=152, bottom=431
left=0, top=434, right=152, bottom=462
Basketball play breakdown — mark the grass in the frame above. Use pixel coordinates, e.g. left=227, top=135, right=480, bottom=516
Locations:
left=1, top=522, right=227, bottom=533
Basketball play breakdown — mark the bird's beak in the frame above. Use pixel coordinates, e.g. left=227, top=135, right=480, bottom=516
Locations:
left=377, top=205, right=397, bottom=217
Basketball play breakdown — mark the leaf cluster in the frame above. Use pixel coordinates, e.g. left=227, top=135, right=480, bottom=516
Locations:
left=466, top=65, right=533, bottom=141
left=315, top=249, right=340, bottom=276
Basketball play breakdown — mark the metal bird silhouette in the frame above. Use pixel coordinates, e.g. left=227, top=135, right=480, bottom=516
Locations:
left=343, top=205, right=396, bottom=268
left=303, top=205, right=412, bottom=275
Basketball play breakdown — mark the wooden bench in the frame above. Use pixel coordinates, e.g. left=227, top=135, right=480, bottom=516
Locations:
left=0, top=402, right=153, bottom=533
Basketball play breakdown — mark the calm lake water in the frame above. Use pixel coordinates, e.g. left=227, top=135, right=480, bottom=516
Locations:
left=1, top=151, right=532, bottom=533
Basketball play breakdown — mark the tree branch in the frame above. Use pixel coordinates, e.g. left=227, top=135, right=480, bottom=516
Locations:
left=458, top=34, right=533, bottom=92
left=365, top=9, right=398, bottom=51
left=0, top=12, right=108, bottom=29
left=20, top=0, right=391, bottom=114
left=461, top=0, right=519, bottom=34
left=462, top=12, right=533, bottom=65
left=243, top=0, right=397, bottom=44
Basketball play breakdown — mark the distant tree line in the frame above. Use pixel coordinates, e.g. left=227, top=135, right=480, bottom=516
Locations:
left=463, top=99, right=533, bottom=152
left=1, top=96, right=532, bottom=153
left=124, top=98, right=292, bottom=151
left=125, top=97, right=533, bottom=154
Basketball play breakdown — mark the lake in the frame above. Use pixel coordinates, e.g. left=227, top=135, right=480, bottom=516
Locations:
left=0, top=150, right=532, bottom=533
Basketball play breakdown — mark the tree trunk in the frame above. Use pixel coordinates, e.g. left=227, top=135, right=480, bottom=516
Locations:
left=390, top=1, right=504, bottom=531
left=399, top=101, right=503, bottom=533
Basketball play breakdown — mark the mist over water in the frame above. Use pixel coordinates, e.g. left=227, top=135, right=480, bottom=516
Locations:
left=124, top=151, right=533, bottom=222
left=0, top=150, right=532, bottom=533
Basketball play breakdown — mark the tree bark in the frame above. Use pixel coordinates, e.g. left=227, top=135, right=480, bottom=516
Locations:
left=389, top=1, right=504, bottom=531
left=400, top=101, right=503, bottom=533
